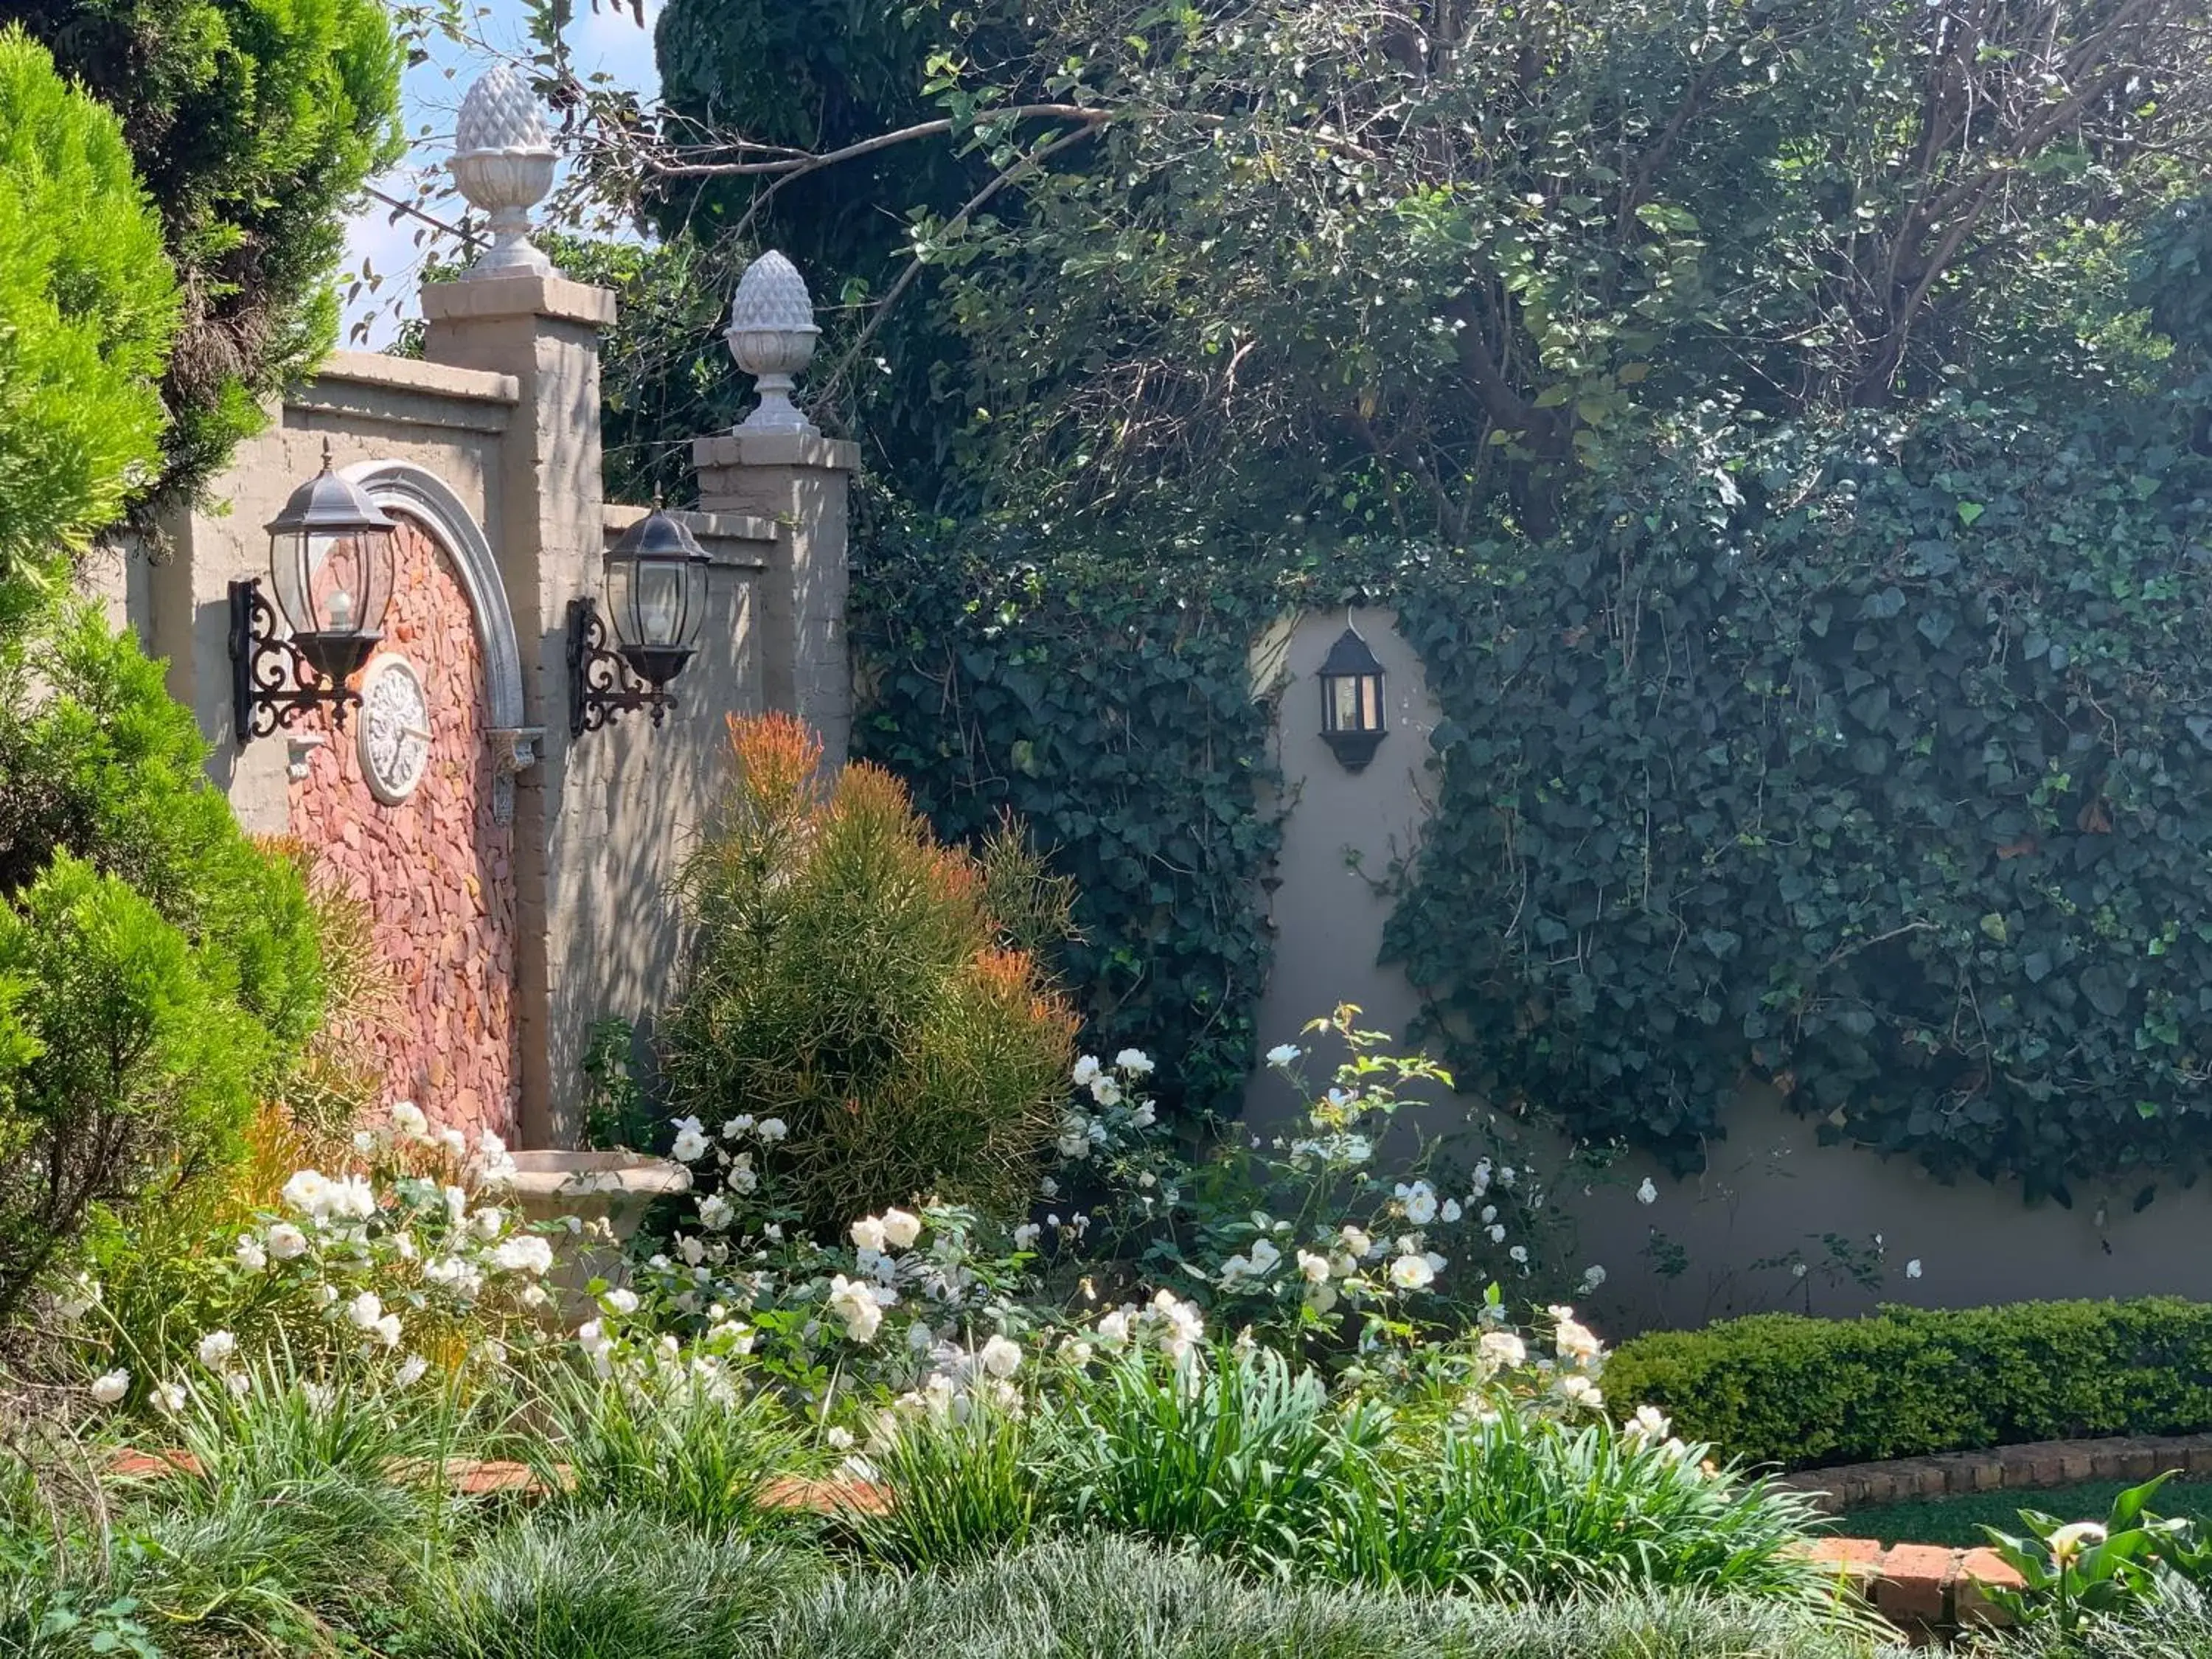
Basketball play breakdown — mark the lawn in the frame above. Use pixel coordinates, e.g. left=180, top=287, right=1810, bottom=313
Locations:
left=1837, top=1476, right=2212, bottom=1547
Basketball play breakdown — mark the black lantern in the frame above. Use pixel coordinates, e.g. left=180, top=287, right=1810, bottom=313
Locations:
left=1317, top=625, right=1388, bottom=771
left=568, top=505, right=712, bottom=736
left=230, top=440, right=397, bottom=741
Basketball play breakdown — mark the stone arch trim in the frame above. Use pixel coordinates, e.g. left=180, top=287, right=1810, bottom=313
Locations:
left=340, top=459, right=526, bottom=732
left=340, top=459, right=537, bottom=821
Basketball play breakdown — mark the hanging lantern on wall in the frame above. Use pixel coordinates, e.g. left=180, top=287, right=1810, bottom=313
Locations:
left=229, top=439, right=397, bottom=741
left=1317, top=624, right=1388, bottom=771
left=568, top=504, right=712, bottom=736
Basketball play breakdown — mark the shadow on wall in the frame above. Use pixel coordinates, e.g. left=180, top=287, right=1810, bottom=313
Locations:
left=1246, top=608, right=2212, bottom=1335
left=535, top=525, right=764, bottom=1147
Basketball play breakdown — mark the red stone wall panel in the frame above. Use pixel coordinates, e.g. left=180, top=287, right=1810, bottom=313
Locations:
left=290, top=516, right=519, bottom=1140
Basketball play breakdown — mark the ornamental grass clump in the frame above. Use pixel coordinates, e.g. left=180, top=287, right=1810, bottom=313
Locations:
left=664, top=711, right=1077, bottom=1229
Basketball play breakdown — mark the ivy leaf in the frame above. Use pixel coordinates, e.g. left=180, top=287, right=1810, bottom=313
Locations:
left=1956, top=501, right=1986, bottom=526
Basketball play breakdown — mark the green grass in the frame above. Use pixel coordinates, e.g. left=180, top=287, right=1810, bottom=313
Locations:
left=1837, top=1475, right=2212, bottom=1547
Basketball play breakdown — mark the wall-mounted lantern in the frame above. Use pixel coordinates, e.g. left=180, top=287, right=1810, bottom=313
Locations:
left=1318, top=624, right=1388, bottom=771
left=567, top=506, right=712, bottom=737
left=231, top=440, right=397, bottom=741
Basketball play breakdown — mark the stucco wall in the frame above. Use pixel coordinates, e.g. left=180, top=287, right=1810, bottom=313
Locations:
left=1250, top=608, right=2212, bottom=1332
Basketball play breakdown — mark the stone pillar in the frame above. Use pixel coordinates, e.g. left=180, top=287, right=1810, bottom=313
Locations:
left=420, top=271, right=615, bottom=1149
left=690, top=431, right=859, bottom=765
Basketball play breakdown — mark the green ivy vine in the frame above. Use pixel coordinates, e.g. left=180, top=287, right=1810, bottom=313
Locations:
left=1385, top=394, right=2212, bottom=1202
left=850, top=518, right=1285, bottom=1122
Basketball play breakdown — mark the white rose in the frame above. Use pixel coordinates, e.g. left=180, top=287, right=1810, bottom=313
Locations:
left=1071, top=1055, right=1102, bottom=1086
left=152, top=1380, right=188, bottom=1415
left=390, top=1101, right=429, bottom=1139
left=491, top=1235, right=554, bottom=1275
left=827, top=1275, right=884, bottom=1343
left=1477, top=1330, right=1527, bottom=1370
left=754, top=1118, right=787, bottom=1141
left=196, top=1329, right=237, bottom=1368
left=879, top=1208, right=922, bottom=1250
left=468, top=1207, right=504, bottom=1239
left=437, top=1127, right=469, bottom=1160
left=1338, top=1225, right=1373, bottom=1258
left=1012, top=1222, right=1041, bottom=1251
left=849, top=1217, right=887, bottom=1253
left=603, top=1287, right=639, bottom=1315
left=394, top=1354, right=430, bottom=1388
left=374, top=1312, right=403, bottom=1348
left=671, top=1124, right=710, bottom=1163
left=1296, top=1249, right=1331, bottom=1284
left=722, top=1115, right=755, bottom=1138
left=1636, top=1178, right=1658, bottom=1206
left=234, top=1235, right=268, bottom=1271
left=1264, top=1043, right=1301, bottom=1067
left=1388, top=1254, right=1436, bottom=1290
left=347, top=1291, right=383, bottom=1331
left=1115, top=1048, right=1155, bottom=1075
left=979, top=1333, right=1023, bottom=1379
left=91, top=1368, right=131, bottom=1405
left=697, top=1194, right=734, bottom=1231
left=280, top=1169, right=330, bottom=1215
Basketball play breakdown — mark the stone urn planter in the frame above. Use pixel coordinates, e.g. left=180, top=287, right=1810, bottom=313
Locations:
left=504, top=1150, right=689, bottom=1312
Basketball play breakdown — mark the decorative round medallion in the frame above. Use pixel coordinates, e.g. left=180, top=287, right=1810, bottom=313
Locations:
left=356, top=653, right=434, bottom=805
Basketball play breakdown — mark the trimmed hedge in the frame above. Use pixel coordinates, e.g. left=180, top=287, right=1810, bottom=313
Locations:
left=1604, top=1298, right=2212, bottom=1472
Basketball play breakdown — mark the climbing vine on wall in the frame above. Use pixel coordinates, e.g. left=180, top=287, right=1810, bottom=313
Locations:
left=1385, top=394, right=2212, bottom=1202
left=850, top=519, right=1286, bottom=1123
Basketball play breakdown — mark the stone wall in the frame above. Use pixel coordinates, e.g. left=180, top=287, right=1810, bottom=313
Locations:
left=290, top=518, right=518, bottom=1140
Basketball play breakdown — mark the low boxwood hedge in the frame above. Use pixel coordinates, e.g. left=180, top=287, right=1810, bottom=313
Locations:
left=1603, top=1298, right=2212, bottom=1472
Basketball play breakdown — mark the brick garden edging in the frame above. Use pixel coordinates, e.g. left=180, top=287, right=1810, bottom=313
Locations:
left=1776, top=1430, right=2212, bottom=1512
left=1776, top=1432, right=2212, bottom=1639
left=1799, top=1537, right=2020, bottom=1636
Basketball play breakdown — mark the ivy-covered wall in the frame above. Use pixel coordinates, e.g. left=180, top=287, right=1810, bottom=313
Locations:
left=850, top=526, right=1283, bottom=1124
left=1385, top=397, right=2212, bottom=1206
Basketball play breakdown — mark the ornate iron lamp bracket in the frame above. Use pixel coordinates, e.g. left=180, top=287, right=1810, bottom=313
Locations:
left=566, top=598, right=680, bottom=737
left=229, top=578, right=364, bottom=743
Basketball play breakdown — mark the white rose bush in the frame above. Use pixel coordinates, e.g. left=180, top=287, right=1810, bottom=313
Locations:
left=60, top=1105, right=560, bottom=1411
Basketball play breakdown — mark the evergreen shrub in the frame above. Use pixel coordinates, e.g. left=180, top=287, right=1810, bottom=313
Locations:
left=1604, top=1297, right=2212, bottom=1471
left=662, top=711, right=1077, bottom=1228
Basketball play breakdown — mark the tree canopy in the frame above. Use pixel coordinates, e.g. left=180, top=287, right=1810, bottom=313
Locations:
left=9, top=0, right=402, bottom=509
left=0, top=26, right=178, bottom=597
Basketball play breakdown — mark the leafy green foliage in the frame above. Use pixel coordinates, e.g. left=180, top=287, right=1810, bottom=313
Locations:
left=8, top=0, right=402, bottom=507
left=849, top=1395, right=1040, bottom=1569
left=1387, top=395, right=2212, bottom=1192
left=0, top=27, right=178, bottom=591
left=1980, top=1472, right=2210, bottom=1637
left=649, top=0, right=1041, bottom=501
left=528, top=1363, right=801, bottom=1536
left=1604, top=1297, right=2212, bottom=1472
left=663, top=711, right=1077, bottom=1228
left=0, top=608, right=323, bottom=1318
left=852, top=524, right=1282, bottom=1124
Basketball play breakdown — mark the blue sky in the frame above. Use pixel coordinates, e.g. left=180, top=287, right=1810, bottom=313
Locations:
left=341, top=0, right=664, bottom=347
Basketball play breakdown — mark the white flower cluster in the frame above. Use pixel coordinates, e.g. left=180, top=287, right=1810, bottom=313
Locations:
left=85, top=1110, right=557, bottom=1414
left=665, top=1110, right=787, bottom=1230
left=1057, top=1051, right=1156, bottom=1161
left=1093, top=1290, right=1207, bottom=1361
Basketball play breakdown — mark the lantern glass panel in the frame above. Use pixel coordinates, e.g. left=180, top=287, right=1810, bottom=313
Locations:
left=1328, top=674, right=1360, bottom=731
left=606, top=549, right=708, bottom=655
left=271, top=525, right=393, bottom=638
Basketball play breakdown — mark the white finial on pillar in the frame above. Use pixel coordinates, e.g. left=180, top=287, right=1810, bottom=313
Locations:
left=451, top=65, right=558, bottom=279
left=726, top=251, right=821, bottom=435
